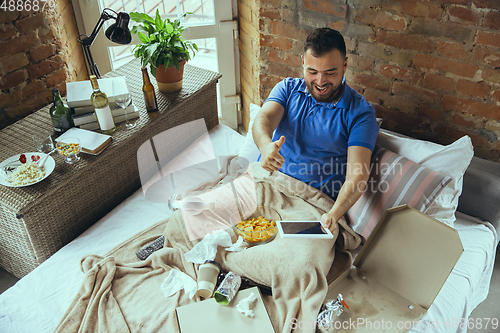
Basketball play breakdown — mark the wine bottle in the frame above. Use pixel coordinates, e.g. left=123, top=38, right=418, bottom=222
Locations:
left=142, top=66, right=158, bottom=112
left=49, top=88, right=74, bottom=134
left=90, top=75, right=116, bottom=134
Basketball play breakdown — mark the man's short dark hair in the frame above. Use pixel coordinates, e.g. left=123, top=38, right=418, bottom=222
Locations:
left=303, top=28, right=346, bottom=59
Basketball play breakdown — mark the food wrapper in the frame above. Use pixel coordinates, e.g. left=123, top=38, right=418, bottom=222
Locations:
left=214, top=271, right=241, bottom=305
left=317, top=293, right=349, bottom=329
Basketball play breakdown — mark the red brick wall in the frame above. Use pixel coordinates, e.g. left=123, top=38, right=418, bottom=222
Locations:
left=0, top=0, right=87, bottom=130
left=240, top=0, right=500, bottom=161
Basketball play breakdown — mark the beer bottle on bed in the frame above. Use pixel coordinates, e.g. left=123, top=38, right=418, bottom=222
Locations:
left=90, top=75, right=116, bottom=134
left=142, top=66, right=158, bottom=112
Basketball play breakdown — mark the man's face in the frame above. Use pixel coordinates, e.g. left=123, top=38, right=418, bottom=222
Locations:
left=302, top=48, right=347, bottom=103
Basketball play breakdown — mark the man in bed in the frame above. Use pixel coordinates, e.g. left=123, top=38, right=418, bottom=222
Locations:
left=253, top=27, right=379, bottom=235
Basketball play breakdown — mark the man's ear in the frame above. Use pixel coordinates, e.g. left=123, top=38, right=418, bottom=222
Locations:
left=301, top=54, right=304, bottom=65
left=344, top=56, right=348, bottom=71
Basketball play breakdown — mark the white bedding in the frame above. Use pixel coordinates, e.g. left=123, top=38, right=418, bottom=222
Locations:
left=0, top=124, right=497, bottom=333
left=0, top=124, right=244, bottom=333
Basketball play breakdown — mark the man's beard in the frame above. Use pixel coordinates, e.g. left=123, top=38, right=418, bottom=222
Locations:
left=305, top=81, right=343, bottom=103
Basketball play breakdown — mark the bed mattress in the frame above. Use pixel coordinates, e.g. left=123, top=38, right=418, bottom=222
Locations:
left=0, top=125, right=496, bottom=333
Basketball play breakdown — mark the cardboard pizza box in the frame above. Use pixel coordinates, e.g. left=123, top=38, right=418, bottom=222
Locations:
left=176, top=286, right=275, bottom=333
left=324, top=205, right=463, bottom=332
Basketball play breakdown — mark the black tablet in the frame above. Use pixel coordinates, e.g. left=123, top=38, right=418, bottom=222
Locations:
left=277, top=221, right=333, bottom=239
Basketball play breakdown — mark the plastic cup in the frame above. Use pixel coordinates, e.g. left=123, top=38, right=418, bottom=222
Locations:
left=197, top=261, right=220, bottom=299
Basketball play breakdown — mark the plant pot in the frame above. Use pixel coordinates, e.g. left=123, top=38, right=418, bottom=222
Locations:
left=155, top=60, right=186, bottom=93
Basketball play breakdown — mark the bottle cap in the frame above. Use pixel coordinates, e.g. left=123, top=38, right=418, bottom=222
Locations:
left=90, top=75, right=98, bottom=89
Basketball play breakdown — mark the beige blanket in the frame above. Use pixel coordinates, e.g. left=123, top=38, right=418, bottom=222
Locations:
left=54, top=160, right=361, bottom=333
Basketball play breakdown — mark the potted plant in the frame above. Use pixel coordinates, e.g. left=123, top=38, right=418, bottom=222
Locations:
left=130, top=10, right=198, bottom=92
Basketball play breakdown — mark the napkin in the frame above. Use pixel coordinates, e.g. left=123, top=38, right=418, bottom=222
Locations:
left=236, top=292, right=258, bottom=317
left=226, top=236, right=246, bottom=252
left=184, top=230, right=235, bottom=264
left=161, top=269, right=198, bottom=299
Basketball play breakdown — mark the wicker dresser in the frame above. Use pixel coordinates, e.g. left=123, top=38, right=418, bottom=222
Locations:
left=0, top=59, right=221, bottom=278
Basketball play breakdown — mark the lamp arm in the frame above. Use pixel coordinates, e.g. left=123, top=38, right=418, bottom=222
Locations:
left=77, top=8, right=118, bottom=78
left=79, top=8, right=117, bottom=47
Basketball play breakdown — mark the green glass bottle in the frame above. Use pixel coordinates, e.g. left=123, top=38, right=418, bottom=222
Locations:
left=50, top=88, right=74, bottom=134
left=90, top=75, right=116, bottom=134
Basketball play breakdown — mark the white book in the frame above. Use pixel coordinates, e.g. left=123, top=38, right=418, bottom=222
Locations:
left=56, top=127, right=112, bottom=155
left=72, top=105, right=95, bottom=115
left=78, top=108, right=140, bottom=131
left=78, top=123, right=100, bottom=131
left=72, top=104, right=137, bottom=126
left=66, top=76, right=128, bottom=108
left=72, top=102, right=118, bottom=115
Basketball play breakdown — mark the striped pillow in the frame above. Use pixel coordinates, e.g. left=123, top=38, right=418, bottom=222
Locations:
left=347, top=146, right=452, bottom=240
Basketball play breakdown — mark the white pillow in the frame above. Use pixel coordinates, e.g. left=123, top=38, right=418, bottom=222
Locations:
left=237, top=103, right=261, bottom=167
left=376, top=130, right=474, bottom=226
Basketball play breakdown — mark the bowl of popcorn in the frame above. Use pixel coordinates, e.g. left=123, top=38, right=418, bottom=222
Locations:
left=57, top=138, right=81, bottom=164
left=230, top=206, right=281, bottom=246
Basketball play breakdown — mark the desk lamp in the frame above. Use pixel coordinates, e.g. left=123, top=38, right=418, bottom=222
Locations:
left=77, top=8, right=132, bottom=78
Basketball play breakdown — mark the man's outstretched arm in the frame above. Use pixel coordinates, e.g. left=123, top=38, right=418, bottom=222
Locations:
left=321, top=145, right=372, bottom=233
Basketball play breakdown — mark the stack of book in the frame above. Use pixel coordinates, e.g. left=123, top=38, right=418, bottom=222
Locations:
left=66, top=77, right=139, bottom=131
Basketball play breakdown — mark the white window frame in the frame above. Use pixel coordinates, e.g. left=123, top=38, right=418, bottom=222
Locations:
left=71, top=0, right=240, bottom=130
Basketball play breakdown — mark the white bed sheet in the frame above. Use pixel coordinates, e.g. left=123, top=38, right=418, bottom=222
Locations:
left=0, top=124, right=244, bottom=333
left=0, top=124, right=497, bottom=333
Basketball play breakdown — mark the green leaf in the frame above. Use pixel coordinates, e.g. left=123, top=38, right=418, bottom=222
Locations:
left=171, top=57, right=180, bottom=71
left=130, top=12, right=155, bottom=24
left=173, top=40, right=182, bottom=48
left=146, top=44, right=159, bottom=62
left=138, top=32, right=150, bottom=43
left=150, top=64, right=157, bottom=78
left=165, top=23, right=174, bottom=34
left=154, top=9, right=164, bottom=30
left=163, top=53, right=171, bottom=69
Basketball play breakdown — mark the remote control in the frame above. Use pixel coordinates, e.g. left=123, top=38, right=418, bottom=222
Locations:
left=136, top=235, right=165, bottom=260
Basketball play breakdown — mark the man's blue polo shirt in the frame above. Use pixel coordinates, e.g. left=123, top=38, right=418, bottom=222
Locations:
left=264, top=77, right=379, bottom=199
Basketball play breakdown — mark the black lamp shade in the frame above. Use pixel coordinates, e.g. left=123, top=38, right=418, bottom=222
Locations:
left=105, top=12, right=132, bottom=44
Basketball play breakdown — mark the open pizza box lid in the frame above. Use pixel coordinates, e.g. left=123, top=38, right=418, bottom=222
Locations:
left=325, top=205, right=463, bottom=332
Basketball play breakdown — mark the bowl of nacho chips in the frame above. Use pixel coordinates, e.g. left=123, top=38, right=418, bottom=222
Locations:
left=231, top=206, right=281, bottom=246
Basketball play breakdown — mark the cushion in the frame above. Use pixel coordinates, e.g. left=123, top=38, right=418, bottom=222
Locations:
left=237, top=103, right=261, bottom=167
left=347, top=146, right=452, bottom=240
left=376, top=130, right=474, bottom=227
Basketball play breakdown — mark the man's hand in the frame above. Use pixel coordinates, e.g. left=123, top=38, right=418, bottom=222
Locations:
left=260, top=136, right=286, bottom=172
left=321, top=212, right=344, bottom=234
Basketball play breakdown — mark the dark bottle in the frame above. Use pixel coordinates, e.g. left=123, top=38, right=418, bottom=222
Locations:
left=142, top=66, right=158, bottom=112
left=216, top=271, right=272, bottom=296
left=50, top=88, right=74, bottom=134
